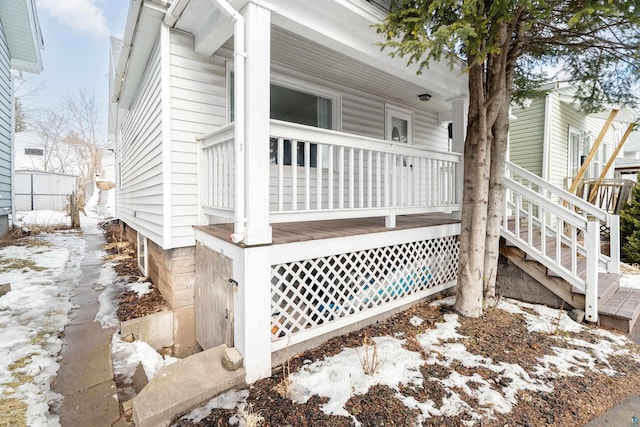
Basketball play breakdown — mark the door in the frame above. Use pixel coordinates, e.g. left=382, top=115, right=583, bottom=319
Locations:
left=385, top=105, right=414, bottom=204
left=195, top=243, right=234, bottom=350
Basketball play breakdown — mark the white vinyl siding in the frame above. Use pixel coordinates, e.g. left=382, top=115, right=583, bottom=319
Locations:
left=273, top=66, right=449, bottom=151
left=509, top=98, right=545, bottom=177
left=342, top=92, right=384, bottom=138
left=118, top=40, right=164, bottom=245
left=0, top=23, right=12, bottom=213
left=169, top=30, right=227, bottom=247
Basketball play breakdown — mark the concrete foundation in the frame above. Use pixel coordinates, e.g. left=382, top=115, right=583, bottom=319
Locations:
left=121, top=310, right=174, bottom=350
left=495, top=255, right=568, bottom=309
left=122, top=223, right=200, bottom=357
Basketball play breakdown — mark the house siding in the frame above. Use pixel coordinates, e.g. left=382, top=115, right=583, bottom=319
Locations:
left=118, top=39, right=164, bottom=244
left=509, top=97, right=545, bottom=177
left=548, top=97, right=616, bottom=189
left=0, top=22, right=12, bottom=214
left=170, top=30, right=226, bottom=248
left=273, top=63, right=449, bottom=150
left=510, top=92, right=617, bottom=190
left=548, top=96, right=577, bottom=188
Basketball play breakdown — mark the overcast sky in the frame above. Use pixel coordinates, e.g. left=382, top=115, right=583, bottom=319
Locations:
left=20, top=0, right=129, bottom=141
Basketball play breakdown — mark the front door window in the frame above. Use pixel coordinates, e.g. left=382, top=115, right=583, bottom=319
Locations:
left=385, top=105, right=413, bottom=145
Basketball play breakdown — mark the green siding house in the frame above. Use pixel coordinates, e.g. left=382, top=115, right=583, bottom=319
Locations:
left=510, top=84, right=624, bottom=190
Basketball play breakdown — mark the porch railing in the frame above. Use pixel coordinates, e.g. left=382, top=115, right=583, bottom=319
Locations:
left=565, top=177, right=634, bottom=215
left=199, top=123, right=236, bottom=221
left=199, top=120, right=462, bottom=225
left=503, top=161, right=621, bottom=322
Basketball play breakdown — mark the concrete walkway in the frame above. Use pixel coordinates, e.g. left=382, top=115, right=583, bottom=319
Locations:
left=52, top=225, right=124, bottom=427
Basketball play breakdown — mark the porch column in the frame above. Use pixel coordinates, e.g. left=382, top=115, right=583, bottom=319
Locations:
left=242, top=2, right=272, bottom=245
left=451, top=96, right=467, bottom=220
left=237, top=246, right=272, bottom=382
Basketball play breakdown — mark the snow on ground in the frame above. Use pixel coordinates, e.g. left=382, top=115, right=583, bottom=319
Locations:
left=179, top=296, right=639, bottom=426
left=0, top=186, right=123, bottom=426
left=0, top=229, right=85, bottom=426
left=6, top=188, right=640, bottom=426
left=13, top=210, right=71, bottom=228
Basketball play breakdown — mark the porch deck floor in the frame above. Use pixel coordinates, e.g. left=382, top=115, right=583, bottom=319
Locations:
left=195, top=213, right=459, bottom=246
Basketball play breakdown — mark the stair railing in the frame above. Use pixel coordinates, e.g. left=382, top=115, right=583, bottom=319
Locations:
left=502, top=162, right=621, bottom=322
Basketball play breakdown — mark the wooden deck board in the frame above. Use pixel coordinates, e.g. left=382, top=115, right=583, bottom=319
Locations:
left=615, top=290, right=640, bottom=319
left=600, top=288, right=633, bottom=316
left=195, top=213, right=459, bottom=247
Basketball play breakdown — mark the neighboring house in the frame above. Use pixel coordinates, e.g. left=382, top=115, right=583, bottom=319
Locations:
left=109, top=0, right=626, bottom=397
left=615, top=130, right=640, bottom=181
left=14, top=131, right=76, bottom=173
left=509, top=84, right=638, bottom=215
left=0, top=0, right=43, bottom=235
left=13, top=131, right=81, bottom=212
left=510, top=84, right=629, bottom=191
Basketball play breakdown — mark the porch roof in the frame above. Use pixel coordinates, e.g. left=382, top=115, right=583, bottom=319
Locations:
left=171, top=0, right=468, bottom=109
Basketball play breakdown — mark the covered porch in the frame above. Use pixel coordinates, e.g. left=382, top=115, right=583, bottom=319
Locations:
left=170, top=0, right=468, bottom=382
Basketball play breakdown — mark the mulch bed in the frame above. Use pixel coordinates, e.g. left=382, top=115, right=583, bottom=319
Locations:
left=102, top=223, right=168, bottom=321
left=172, top=300, right=640, bottom=427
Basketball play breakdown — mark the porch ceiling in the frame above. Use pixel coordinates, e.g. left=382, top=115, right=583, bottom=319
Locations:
left=270, top=27, right=453, bottom=114
left=173, top=0, right=467, bottom=114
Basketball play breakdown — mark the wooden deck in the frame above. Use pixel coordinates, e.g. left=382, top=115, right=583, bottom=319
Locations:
left=195, top=213, right=459, bottom=246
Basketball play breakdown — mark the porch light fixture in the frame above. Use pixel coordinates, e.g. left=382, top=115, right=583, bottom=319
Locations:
left=418, top=93, right=432, bottom=101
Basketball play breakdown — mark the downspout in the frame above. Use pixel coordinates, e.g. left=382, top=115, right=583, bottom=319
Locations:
left=166, top=0, right=247, bottom=243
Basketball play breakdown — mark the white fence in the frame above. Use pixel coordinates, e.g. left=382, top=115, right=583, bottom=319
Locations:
left=15, top=171, right=78, bottom=211
left=199, top=120, right=462, bottom=225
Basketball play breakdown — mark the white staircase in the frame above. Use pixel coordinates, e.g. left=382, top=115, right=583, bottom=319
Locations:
left=500, top=162, right=640, bottom=331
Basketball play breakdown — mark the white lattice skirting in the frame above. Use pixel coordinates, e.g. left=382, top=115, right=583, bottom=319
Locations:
left=270, top=235, right=459, bottom=350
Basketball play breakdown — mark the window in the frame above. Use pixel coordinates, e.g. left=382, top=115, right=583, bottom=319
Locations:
left=385, top=105, right=413, bottom=144
left=227, top=69, right=336, bottom=168
left=25, top=148, right=43, bottom=156
left=269, top=85, right=333, bottom=167
left=137, top=233, right=148, bottom=275
left=568, top=127, right=582, bottom=177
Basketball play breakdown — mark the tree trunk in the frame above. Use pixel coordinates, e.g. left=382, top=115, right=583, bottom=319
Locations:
left=454, top=63, right=490, bottom=318
left=483, top=99, right=510, bottom=301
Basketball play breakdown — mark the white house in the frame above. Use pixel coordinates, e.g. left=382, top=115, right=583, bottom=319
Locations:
left=0, top=0, right=43, bottom=235
left=110, top=0, right=626, bottom=390
left=110, top=0, right=468, bottom=382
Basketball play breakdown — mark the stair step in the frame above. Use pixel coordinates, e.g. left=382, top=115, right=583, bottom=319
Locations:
left=500, top=241, right=635, bottom=333
left=132, top=344, right=246, bottom=427
left=571, top=273, right=621, bottom=302
left=599, top=288, right=640, bottom=333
